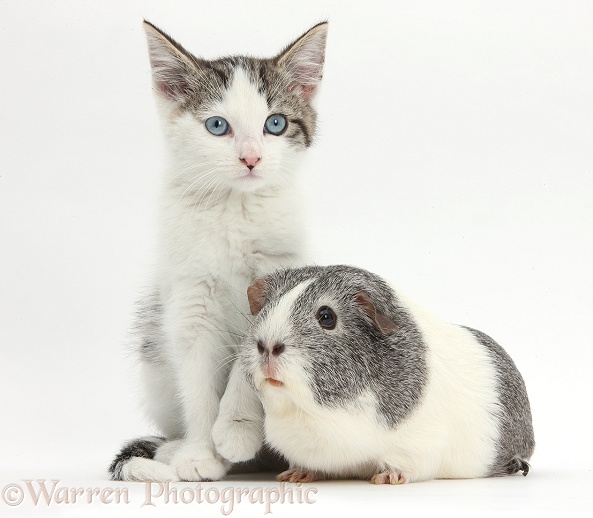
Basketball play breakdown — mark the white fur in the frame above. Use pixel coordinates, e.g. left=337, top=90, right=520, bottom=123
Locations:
left=258, top=279, right=314, bottom=345
left=211, top=280, right=314, bottom=460
left=215, top=279, right=502, bottom=483
left=139, top=67, right=307, bottom=481
left=393, top=294, right=501, bottom=480
left=122, top=458, right=179, bottom=482
left=212, top=360, right=265, bottom=463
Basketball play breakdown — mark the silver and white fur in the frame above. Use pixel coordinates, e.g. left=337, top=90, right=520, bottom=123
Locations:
left=212, top=265, right=535, bottom=484
left=110, top=21, right=328, bottom=482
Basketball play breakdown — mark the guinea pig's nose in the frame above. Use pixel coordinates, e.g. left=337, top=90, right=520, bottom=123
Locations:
left=271, top=343, right=285, bottom=356
left=256, top=340, right=285, bottom=356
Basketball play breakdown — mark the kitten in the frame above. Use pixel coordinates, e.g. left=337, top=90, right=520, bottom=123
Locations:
left=109, top=20, right=327, bottom=482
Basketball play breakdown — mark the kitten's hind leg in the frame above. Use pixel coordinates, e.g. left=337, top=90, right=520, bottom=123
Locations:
left=167, top=307, right=235, bottom=481
left=121, top=458, right=179, bottom=482
left=140, top=360, right=184, bottom=440
left=153, top=438, right=184, bottom=463
left=109, top=437, right=179, bottom=482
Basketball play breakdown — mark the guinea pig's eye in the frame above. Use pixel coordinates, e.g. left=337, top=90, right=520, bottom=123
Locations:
left=205, top=116, right=230, bottom=136
left=317, top=306, right=337, bottom=330
left=264, top=114, right=287, bottom=136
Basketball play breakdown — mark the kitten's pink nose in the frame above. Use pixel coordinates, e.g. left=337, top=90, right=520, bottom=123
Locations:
left=240, top=155, right=261, bottom=170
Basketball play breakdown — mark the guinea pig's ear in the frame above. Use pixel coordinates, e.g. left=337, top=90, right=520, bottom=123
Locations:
left=353, top=292, right=400, bottom=334
left=247, top=279, right=268, bottom=316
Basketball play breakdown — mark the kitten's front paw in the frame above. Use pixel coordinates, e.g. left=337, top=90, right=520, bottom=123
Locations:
left=171, top=441, right=231, bottom=482
left=212, top=416, right=263, bottom=463
left=370, top=468, right=408, bottom=485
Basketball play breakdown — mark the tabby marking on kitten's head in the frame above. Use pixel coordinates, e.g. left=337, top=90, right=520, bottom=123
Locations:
left=143, top=21, right=327, bottom=194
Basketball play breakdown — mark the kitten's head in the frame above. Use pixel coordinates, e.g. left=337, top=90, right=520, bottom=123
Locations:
left=143, top=21, right=327, bottom=193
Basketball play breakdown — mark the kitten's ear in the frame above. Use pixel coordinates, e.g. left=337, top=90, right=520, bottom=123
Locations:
left=353, top=292, right=400, bottom=334
left=143, top=20, right=200, bottom=102
left=276, top=22, right=328, bottom=102
left=247, top=279, right=268, bottom=316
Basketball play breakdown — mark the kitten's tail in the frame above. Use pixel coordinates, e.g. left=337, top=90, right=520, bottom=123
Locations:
left=109, top=436, right=179, bottom=481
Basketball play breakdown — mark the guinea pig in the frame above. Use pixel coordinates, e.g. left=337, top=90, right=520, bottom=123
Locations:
left=211, top=265, right=535, bottom=484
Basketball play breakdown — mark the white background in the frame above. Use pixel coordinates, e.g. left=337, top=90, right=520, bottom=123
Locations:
left=1, top=1, right=592, bottom=516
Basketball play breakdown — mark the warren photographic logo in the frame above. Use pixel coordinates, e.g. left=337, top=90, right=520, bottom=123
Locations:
left=1, top=480, right=318, bottom=515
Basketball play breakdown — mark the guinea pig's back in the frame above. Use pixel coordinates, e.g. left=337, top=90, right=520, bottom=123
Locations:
left=462, top=327, right=535, bottom=476
left=393, top=292, right=511, bottom=479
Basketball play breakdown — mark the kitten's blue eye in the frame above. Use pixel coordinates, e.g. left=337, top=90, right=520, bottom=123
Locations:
left=205, top=116, right=230, bottom=136
left=264, top=114, right=287, bottom=136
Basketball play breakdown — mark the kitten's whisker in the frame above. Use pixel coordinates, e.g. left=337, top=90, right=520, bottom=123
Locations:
left=221, top=291, right=254, bottom=326
left=170, top=170, right=226, bottom=232
left=182, top=173, right=221, bottom=212
left=206, top=327, right=246, bottom=339
left=212, top=354, right=242, bottom=377
left=176, top=166, right=222, bottom=202
left=200, top=176, right=226, bottom=220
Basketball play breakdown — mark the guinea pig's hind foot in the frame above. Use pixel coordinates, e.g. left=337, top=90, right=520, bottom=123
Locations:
left=276, top=468, right=323, bottom=483
left=502, top=457, right=531, bottom=477
left=370, top=468, right=408, bottom=485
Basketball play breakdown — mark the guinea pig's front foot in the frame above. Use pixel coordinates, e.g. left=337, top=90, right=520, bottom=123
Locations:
left=370, top=468, right=408, bottom=485
left=276, top=467, right=323, bottom=483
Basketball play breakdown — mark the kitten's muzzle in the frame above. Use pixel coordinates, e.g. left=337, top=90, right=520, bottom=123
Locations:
left=240, top=155, right=261, bottom=170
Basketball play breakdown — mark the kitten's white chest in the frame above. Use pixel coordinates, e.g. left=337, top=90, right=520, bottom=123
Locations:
left=160, top=187, right=304, bottom=283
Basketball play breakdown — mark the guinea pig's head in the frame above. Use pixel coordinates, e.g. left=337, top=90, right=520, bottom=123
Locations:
left=239, top=265, right=404, bottom=411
